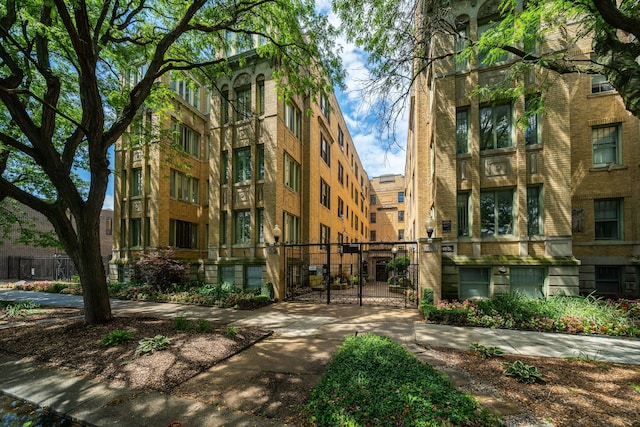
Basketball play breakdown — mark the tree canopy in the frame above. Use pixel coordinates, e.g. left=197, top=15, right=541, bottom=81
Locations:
left=333, top=0, right=640, bottom=137
left=0, top=0, right=342, bottom=324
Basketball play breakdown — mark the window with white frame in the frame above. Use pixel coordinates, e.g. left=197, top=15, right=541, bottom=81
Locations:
left=527, top=186, right=543, bottom=236
left=456, top=108, right=470, bottom=154
left=594, top=266, right=623, bottom=294
left=459, top=267, right=490, bottom=299
left=592, top=125, right=620, bottom=167
left=338, top=197, right=344, bottom=218
left=591, top=74, right=615, bottom=94
left=320, top=95, right=330, bottom=122
left=510, top=268, right=544, bottom=298
left=479, top=103, right=512, bottom=150
left=283, top=152, right=301, bottom=192
left=338, top=126, right=344, bottom=149
left=234, top=210, right=251, bottom=244
left=172, top=122, right=201, bottom=158
left=169, top=219, right=198, bottom=249
left=320, top=179, right=331, bottom=209
left=234, top=147, right=252, bottom=183
left=594, top=198, right=622, bottom=240
left=457, top=192, right=470, bottom=237
left=285, top=102, right=302, bottom=140
left=170, top=75, right=201, bottom=111
left=480, top=189, right=515, bottom=236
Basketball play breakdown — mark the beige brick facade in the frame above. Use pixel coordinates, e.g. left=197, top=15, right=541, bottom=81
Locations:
left=407, top=0, right=640, bottom=300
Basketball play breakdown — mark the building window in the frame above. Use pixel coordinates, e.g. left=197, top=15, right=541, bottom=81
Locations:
left=284, top=152, right=301, bottom=192
left=169, top=219, right=198, bottom=249
left=594, top=198, right=622, bottom=240
left=105, top=218, right=113, bottom=236
left=170, top=74, right=201, bottom=110
left=130, top=218, right=142, bottom=247
left=320, top=223, right=330, bottom=250
left=170, top=169, right=199, bottom=204
left=283, top=212, right=300, bottom=244
left=338, top=197, right=344, bottom=218
left=525, top=96, right=541, bottom=145
left=338, top=126, right=344, bottom=149
left=234, top=210, right=251, bottom=244
left=398, top=229, right=404, bottom=240
left=320, top=179, right=331, bottom=209
left=222, top=151, right=229, bottom=184
left=338, top=162, right=344, bottom=185
left=257, top=209, right=264, bottom=243
left=320, top=134, right=330, bottom=166
left=398, top=192, right=404, bottom=203
left=172, top=122, right=201, bottom=158
left=459, top=267, right=490, bottom=299
left=144, top=217, right=150, bottom=246
left=131, top=168, right=142, bottom=197
left=454, top=19, right=469, bottom=72
left=457, top=192, right=470, bottom=237
left=220, top=211, right=228, bottom=245
left=221, top=89, right=230, bottom=124
left=591, top=74, right=614, bottom=94
left=456, top=108, right=470, bottom=154
left=370, top=212, right=376, bottom=223
left=220, top=265, right=234, bottom=286
left=256, top=76, right=265, bottom=116
left=479, top=103, right=512, bottom=150
left=595, top=266, right=623, bottom=294
left=592, top=125, right=620, bottom=167
left=234, top=147, right=252, bottom=183
left=257, top=144, right=265, bottom=180
left=480, top=189, right=514, bottom=236
left=510, top=268, right=544, bottom=298
left=370, top=231, right=376, bottom=241
left=245, top=265, right=263, bottom=290
left=285, top=102, right=302, bottom=140
left=370, top=194, right=377, bottom=205
left=527, top=186, right=543, bottom=236
left=320, top=95, right=330, bottom=123
left=234, top=85, right=252, bottom=121
left=398, top=210, right=405, bottom=223
left=477, top=18, right=508, bottom=66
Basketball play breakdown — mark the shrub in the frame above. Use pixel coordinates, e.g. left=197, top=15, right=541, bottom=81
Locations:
left=135, top=335, right=171, bottom=356
left=422, top=288, right=435, bottom=306
left=425, top=307, right=468, bottom=324
left=235, top=295, right=271, bottom=310
left=503, top=360, right=546, bottom=384
left=101, top=329, right=134, bottom=347
left=5, top=300, right=40, bottom=318
left=469, top=342, right=504, bottom=359
left=307, top=334, right=500, bottom=426
left=132, top=249, right=187, bottom=292
left=196, top=319, right=213, bottom=332
left=225, top=326, right=238, bottom=338
left=173, top=316, right=191, bottom=330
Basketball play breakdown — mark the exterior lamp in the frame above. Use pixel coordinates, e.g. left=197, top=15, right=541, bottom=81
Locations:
left=425, top=215, right=435, bottom=242
left=391, top=246, right=398, bottom=288
left=273, top=224, right=281, bottom=244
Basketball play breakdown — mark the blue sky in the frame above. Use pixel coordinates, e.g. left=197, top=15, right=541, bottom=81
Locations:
left=103, top=4, right=407, bottom=210
left=317, top=0, right=408, bottom=179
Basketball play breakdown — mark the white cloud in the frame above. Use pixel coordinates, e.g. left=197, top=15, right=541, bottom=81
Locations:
left=103, top=194, right=114, bottom=210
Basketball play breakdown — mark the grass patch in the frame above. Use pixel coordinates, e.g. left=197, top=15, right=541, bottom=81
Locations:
left=306, top=334, right=500, bottom=427
left=3, top=300, right=41, bottom=318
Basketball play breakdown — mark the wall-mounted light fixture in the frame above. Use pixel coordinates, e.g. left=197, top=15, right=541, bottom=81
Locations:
left=269, top=224, right=282, bottom=254
left=425, top=215, right=435, bottom=242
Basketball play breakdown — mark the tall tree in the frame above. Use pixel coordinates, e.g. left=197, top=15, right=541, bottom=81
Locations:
left=0, top=0, right=341, bottom=324
left=333, top=0, right=640, bottom=137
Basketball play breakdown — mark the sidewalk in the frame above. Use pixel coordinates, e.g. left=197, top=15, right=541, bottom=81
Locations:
left=1, top=289, right=639, bottom=426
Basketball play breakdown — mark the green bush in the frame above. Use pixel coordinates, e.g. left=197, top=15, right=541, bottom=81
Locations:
left=4, top=300, right=40, bottom=318
left=307, top=334, right=500, bottom=427
left=503, top=360, right=546, bottom=384
left=422, top=288, right=435, bottom=306
left=425, top=307, right=469, bottom=324
left=135, top=335, right=171, bottom=356
left=132, top=249, right=187, bottom=292
left=101, top=329, right=134, bottom=347
left=236, top=295, right=271, bottom=310
left=173, top=316, right=191, bottom=330
left=469, top=342, right=504, bottom=359
left=196, top=319, right=213, bottom=332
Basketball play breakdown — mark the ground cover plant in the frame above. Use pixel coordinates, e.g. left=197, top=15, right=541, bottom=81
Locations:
left=305, top=334, right=500, bottom=427
left=422, top=292, right=640, bottom=337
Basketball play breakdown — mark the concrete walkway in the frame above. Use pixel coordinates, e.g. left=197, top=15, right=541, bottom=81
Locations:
left=1, top=289, right=639, bottom=426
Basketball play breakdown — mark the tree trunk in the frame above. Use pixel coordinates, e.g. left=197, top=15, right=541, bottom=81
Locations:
left=73, top=220, right=113, bottom=325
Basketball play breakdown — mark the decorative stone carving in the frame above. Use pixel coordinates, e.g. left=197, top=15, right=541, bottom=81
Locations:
left=132, top=201, right=142, bottom=213
left=483, top=156, right=511, bottom=177
left=528, top=151, right=539, bottom=175
left=572, top=209, right=584, bottom=233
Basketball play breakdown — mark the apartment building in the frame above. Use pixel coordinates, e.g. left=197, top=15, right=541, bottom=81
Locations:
left=112, top=37, right=370, bottom=299
left=369, top=174, right=406, bottom=242
left=406, top=0, right=640, bottom=301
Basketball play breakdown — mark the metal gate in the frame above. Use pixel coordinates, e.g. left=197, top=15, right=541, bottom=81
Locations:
left=284, top=242, right=419, bottom=308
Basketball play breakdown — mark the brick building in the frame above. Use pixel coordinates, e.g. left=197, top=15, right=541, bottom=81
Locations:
left=406, top=0, right=640, bottom=301
left=112, top=37, right=370, bottom=299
